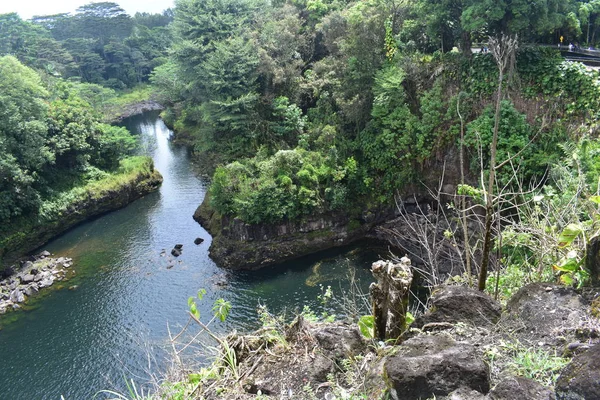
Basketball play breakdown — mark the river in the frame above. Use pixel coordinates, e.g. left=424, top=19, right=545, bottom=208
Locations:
left=0, top=111, right=379, bottom=399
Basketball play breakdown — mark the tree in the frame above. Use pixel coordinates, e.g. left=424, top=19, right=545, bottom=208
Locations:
left=0, top=56, right=51, bottom=220
left=478, top=34, right=519, bottom=291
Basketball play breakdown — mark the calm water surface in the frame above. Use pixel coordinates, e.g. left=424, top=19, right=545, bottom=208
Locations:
left=0, top=112, right=379, bottom=399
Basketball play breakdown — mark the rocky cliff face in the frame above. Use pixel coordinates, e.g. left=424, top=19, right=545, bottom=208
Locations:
left=194, top=195, right=396, bottom=270
left=194, top=145, right=466, bottom=271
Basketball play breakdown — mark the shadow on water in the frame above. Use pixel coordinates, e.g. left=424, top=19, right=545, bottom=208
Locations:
left=0, top=111, right=382, bottom=399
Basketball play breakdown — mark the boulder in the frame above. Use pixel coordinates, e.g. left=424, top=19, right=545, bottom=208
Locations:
left=38, top=277, right=54, bottom=288
left=500, top=283, right=592, bottom=346
left=21, top=261, right=33, bottom=270
left=489, top=376, right=555, bottom=400
left=9, top=289, right=25, bottom=303
left=313, top=324, right=366, bottom=358
left=39, top=250, right=51, bottom=258
left=23, top=286, right=37, bottom=297
left=171, top=248, right=182, bottom=257
left=194, top=237, right=204, bottom=245
left=20, top=274, right=35, bottom=284
left=555, top=343, right=600, bottom=400
left=385, top=335, right=490, bottom=399
left=174, top=244, right=183, bottom=250
left=309, top=354, right=334, bottom=382
left=415, top=285, right=502, bottom=329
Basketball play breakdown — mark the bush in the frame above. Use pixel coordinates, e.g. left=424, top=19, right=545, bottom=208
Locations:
left=209, top=148, right=356, bottom=224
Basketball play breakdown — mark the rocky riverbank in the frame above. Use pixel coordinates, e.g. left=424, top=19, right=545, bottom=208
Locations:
left=0, top=251, right=74, bottom=316
left=172, top=280, right=600, bottom=399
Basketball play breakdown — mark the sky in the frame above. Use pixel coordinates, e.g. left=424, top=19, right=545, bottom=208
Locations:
left=0, top=0, right=175, bottom=20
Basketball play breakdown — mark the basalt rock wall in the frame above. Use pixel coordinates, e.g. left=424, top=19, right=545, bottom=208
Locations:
left=194, top=195, right=396, bottom=270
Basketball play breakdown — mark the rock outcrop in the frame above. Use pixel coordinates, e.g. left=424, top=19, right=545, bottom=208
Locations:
left=1, top=163, right=162, bottom=267
left=194, top=194, right=396, bottom=269
left=112, top=100, right=164, bottom=122
left=499, top=283, right=596, bottom=346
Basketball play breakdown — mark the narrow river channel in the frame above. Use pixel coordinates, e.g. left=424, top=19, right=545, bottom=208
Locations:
left=0, top=111, right=379, bottom=399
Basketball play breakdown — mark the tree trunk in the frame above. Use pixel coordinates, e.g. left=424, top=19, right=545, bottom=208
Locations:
left=370, top=257, right=413, bottom=341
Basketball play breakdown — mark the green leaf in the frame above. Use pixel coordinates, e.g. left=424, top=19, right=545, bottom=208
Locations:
left=188, top=373, right=202, bottom=384
left=358, top=315, right=374, bottom=338
left=590, top=196, right=600, bottom=205
left=187, top=296, right=194, bottom=308
left=212, top=298, right=231, bottom=322
left=189, top=302, right=200, bottom=319
left=553, top=258, right=580, bottom=272
left=197, top=288, right=207, bottom=300
left=557, top=223, right=583, bottom=248
left=406, top=311, right=415, bottom=326
left=560, top=274, right=574, bottom=286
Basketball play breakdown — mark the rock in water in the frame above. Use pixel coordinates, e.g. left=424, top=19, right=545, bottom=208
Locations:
left=174, top=244, right=183, bottom=250
left=171, top=248, right=181, bottom=257
left=194, top=237, right=204, bottom=245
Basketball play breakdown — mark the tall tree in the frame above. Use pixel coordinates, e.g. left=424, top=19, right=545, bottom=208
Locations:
left=0, top=56, right=51, bottom=220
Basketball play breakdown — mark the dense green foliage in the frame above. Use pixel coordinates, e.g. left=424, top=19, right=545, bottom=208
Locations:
left=0, top=55, right=139, bottom=225
left=148, top=0, right=600, bottom=224
left=211, top=149, right=358, bottom=223
left=0, top=2, right=172, bottom=87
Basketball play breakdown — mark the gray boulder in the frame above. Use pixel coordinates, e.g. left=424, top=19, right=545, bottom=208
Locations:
left=313, top=324, right=366, bottom=358
left=500, top=283, right=591, bottom=345
left=555, top=343, right=600, bottom=400
left=23, top=286, right=38, bottom=297
left=385, top=335, right=490, bottom=399
left=415, top=285, right=502, bottom=328
left=489, top=376, right=555, bottom=400
left=10, top=289, right=25, bottom=303
left=38, top=277, right=54, bottom=288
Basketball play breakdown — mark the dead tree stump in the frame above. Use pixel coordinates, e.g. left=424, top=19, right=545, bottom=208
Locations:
left=370, top=257, right=413, bottom=341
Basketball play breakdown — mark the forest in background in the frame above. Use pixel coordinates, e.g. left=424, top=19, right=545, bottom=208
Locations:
left=0, top=3, right=174, bottom=264
left=1, top=0, right=600, bottom=288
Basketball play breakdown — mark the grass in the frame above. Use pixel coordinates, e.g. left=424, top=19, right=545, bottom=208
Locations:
left=485, top=340, right=569, bottom=388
